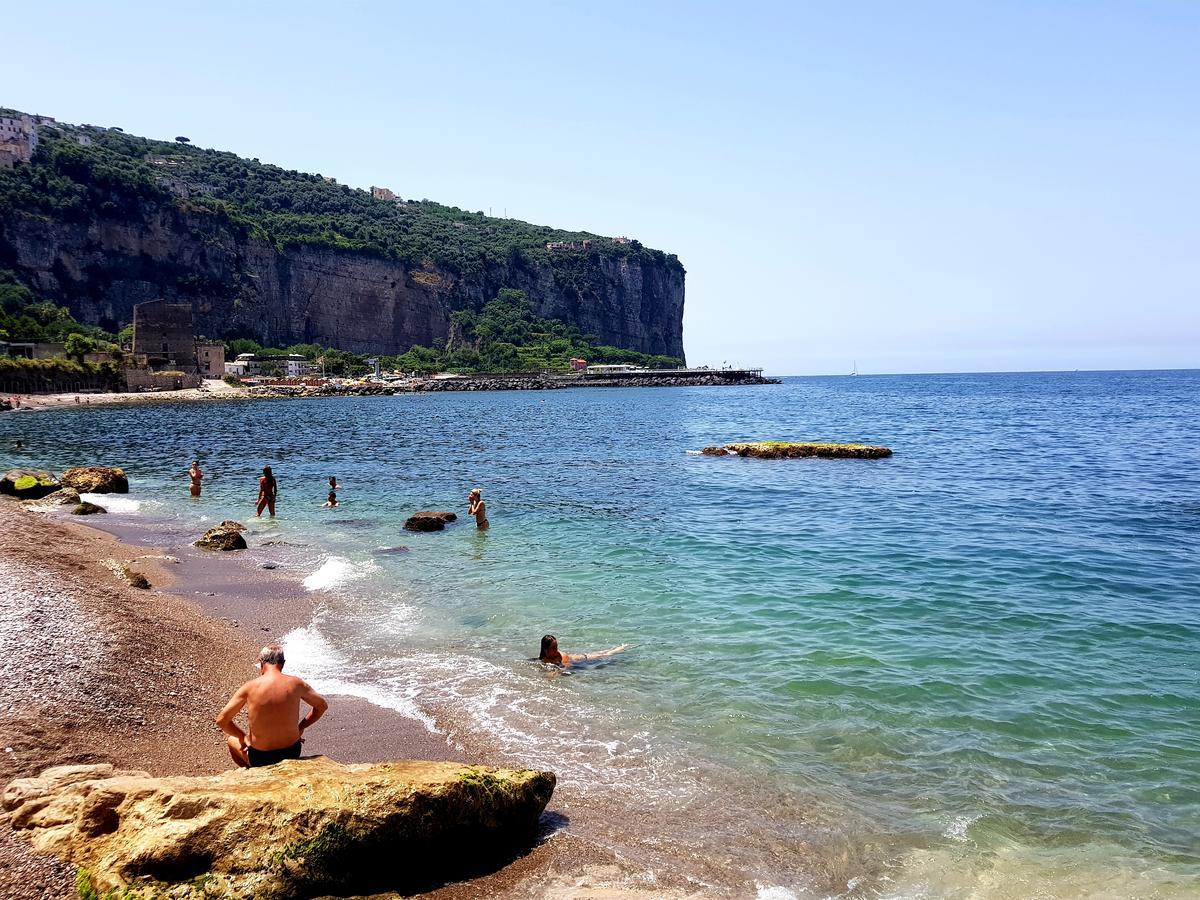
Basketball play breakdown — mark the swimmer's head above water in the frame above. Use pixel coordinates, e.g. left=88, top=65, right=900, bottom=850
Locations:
left=539, top=634, right=560, bottom=663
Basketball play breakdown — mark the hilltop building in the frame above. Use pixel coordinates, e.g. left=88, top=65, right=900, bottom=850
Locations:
left=371, top=186, right=397, bottom=201
left=0, top=113, right=38, bottom=167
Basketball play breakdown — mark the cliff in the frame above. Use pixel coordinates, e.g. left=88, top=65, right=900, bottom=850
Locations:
left=0, top=118, right=685, bottom=359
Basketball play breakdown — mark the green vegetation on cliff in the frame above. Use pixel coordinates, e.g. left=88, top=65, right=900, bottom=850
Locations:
left=0, top=125, right=682, bottom=279
left=0, top=270, right=116, bottom=345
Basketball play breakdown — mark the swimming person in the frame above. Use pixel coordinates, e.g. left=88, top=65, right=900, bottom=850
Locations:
left=188, top=460, right=203, bottom=497
left=256, top=466, right=277, bottom=517
left=215, top=644, right=329, bottom=768
left=468, top=487, right=489, bottom=529
left=536, top=634, right=628, bottom=667
left=324, top=476, right=339, bottom=508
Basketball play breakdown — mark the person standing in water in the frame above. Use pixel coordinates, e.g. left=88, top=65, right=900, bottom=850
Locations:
left=324, top=475, right=339, bottom=508
left=468, top=487, right=489, bottom=529
left=188, top=460, right=203, bottom=498
left=536, top=635, right=627, bottom=667
left=256, top=466, right=277, bottom=518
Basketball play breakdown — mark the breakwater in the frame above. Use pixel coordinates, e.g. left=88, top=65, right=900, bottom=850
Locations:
left=246, top=368, right=779, bottom=398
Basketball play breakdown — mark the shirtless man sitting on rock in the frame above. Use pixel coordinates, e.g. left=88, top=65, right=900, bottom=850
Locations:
left=215, top=645, right=329, bottom=768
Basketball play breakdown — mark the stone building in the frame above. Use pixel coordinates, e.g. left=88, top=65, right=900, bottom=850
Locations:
left=131, top=300, right=198, bottom=371
left=370, top=186, right=397, bottom=201
left=0, top=113, right=37, bottom=168
left=195, top=342, right=226, bottom=378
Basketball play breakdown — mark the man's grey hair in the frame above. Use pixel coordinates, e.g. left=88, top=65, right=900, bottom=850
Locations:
left=259, top=644, right=285, bottom=666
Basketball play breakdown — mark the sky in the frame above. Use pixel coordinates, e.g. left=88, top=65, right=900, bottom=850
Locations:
left=5, top=1, right=1198, bottom=374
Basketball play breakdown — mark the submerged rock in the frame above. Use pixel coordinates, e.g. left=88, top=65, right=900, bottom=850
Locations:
left=403, top=511, right=458, bottom=532
left=194, top=524, right=248, bottom=551
left=20, top=487, right=81, bottom=509
left=0, top=469, right=60, bottom=500
left=712, top=442, right=893, bottom=460
left=4, top=757, right=555, bottom=899
left=71, top=501, right=107, bottom=516
left=60, top=466, right=129, bottom=494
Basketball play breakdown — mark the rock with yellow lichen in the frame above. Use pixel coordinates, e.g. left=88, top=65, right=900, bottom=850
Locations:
left=3, top=757, right=555, bottom=898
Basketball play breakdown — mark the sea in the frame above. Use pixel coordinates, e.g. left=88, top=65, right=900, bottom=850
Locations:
left=3, top=370, right=1198, bottom=898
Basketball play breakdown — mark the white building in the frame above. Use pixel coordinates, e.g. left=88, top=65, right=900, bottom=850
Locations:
left=225, top=353, right=312, bottom=378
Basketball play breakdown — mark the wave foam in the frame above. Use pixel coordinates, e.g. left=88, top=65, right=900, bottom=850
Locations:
left=81, top=493, right=141, bottom=513
left=302, top=556, right=364, bottom=592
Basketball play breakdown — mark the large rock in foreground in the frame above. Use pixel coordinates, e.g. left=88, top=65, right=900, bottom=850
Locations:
left=703, top=441, right=893, bottom=460
left=4, top=757, right=555, bottom=898
left=194, top=523, right=248, bottom=551
left=404, top=510, right=458, bottom=532
left=60, top=466, right=129, bottom=493
left=0, top=469, right=60, bottom=499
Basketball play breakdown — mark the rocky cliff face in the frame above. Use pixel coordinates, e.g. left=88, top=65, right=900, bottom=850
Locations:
left=0, top=204, right=685, bottom=358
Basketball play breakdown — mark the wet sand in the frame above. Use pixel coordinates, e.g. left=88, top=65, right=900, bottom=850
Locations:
left=0, top=501, right=678, bottom=899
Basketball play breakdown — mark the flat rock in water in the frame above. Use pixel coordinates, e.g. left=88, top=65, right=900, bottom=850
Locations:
left=60, top=466, right=129, bottom=494
left=194, top=525, right=248, bottom=551
left=404, top=511, right=457, bottom=532
left=712, top=442, right=893, bottom=460
left=71, top=501, right=107, bottom=515
left=0, top=469, right=60, bottom=500
left=4, top=757, right=555, bottom=899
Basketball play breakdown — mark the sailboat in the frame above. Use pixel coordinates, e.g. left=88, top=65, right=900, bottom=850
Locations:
left=850, top=360, right=858, bottom=377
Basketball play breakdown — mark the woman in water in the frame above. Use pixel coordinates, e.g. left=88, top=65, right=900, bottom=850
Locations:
left=536, top=635, right=628, bottom=668
left=468, top=487, right=489, bottom=529
left=188, top=460, right=203, bottom=498
left=256, top=466, right=277, bottom=518
left=324, top=475, right=339, bottom=508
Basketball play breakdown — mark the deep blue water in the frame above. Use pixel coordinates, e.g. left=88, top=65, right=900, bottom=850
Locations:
left=3, top=370, right=1198, bottom=897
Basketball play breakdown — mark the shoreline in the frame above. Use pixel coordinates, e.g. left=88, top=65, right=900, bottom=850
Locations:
left=5, top=370, right=778, bottom=413
left=0, top=501, right=693, bottom=899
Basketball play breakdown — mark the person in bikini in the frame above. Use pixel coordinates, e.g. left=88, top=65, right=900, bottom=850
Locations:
left=188, top=460, right=203, bottom=498
left=256, top=466, right=277, bottom=517
left=215, top=645, right=329, bottom=768
left=536, top=634, right=628, bottom=668
left=468, top=488, right=489, bottom=529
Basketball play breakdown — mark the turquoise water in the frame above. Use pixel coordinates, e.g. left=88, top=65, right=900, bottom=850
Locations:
left=4, top=370, right=1198, bottom=897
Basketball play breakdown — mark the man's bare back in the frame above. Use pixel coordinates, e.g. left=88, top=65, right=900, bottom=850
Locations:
left=215, top=645, right=328, bottom=767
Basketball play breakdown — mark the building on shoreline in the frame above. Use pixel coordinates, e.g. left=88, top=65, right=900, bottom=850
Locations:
left=131, top=300, right=197, bottom=371
left=225, top=352, right=312, bottom=378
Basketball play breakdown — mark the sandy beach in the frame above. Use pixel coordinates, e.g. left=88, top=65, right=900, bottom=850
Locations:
left=8, top=379, right=248, bottom=412
left=0, top=499, right=692, bottom=900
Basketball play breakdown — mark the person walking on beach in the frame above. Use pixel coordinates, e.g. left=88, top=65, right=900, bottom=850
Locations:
left=536, top=634, right=628, bottom=668
left=468, top=487, right=488, bottom=529
left=188, top=460, right=203, bottom=498
left=215, top=644, right=329, bottom=768
left=324, top=475, right=339, bottom=508
left=256, top=466, right=277, bottom=517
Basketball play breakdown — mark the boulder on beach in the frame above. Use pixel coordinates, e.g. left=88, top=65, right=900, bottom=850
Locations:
left=71, top=501, right=107, bottom=516
left=194, top=523, right=248, bottom=551
left=4, top=757, right=555, bottom=899
left=60, top=466, right=129, bottom=494
left=120, top=564, right=151, bottom=589
left=0, top=469, right=61, bottom=500
left=20, top=487, right=81, bottom=509
left=403, top=510, right=458, bottom=532
left=707, top=441, right=893, bottom=460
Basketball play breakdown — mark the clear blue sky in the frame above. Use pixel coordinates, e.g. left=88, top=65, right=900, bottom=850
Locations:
left=6, top=1, right=1198, bottom=374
